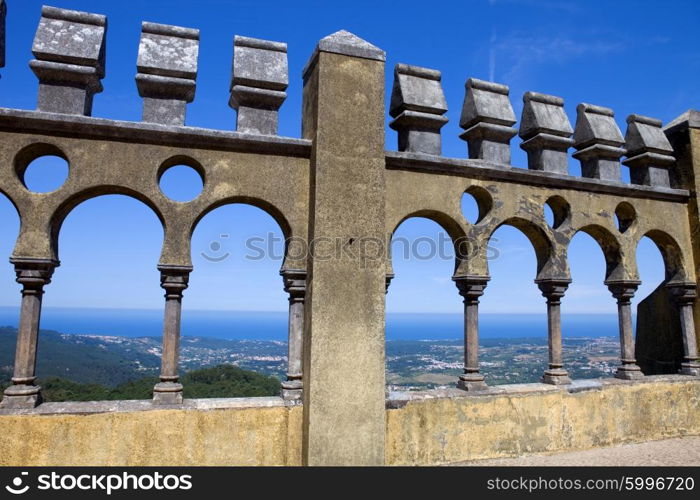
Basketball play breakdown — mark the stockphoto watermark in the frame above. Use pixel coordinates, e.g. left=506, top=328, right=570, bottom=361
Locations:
left=200, top=232, right=500, bottom=266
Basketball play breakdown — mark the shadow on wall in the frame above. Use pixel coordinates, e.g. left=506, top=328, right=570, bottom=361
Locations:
left=636, top=283, right=684, bottom=375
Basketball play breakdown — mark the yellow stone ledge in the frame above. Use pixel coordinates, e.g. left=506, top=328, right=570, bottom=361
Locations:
left=0, top=376, right=697, bottom=466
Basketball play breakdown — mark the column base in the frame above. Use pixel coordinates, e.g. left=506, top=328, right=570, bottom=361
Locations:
left=680, top=362, right=700, bottom=376
left=152, top=382, right=183, bottom=405
left=615, top=365, right=645, bottom=380
left=281, top=379, right=303, bottom=401
left=0, top=384, right=43, bottom=409
left=456, top=374, right=488, bottom=391
left=541, top=368, right=572, bottom=385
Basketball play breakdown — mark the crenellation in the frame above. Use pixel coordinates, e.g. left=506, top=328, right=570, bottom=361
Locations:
left=572, top=103, right=625, bottom=182
left=519, top=91, right=573, bottom=174
left=389, top=63, right=448, bottom=155
left=459, top=78, right=517, bottom=164
left=623, top=114, right=675, bottom=188
left=30, top=5, right=107, bottom=116
left=230, top=35, right=288, bottom=135
left=136, top=21, right=200, bottom=126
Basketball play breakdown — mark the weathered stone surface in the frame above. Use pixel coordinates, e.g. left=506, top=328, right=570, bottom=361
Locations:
left=519, top=92, right=573, bottom=174
left=386, top=377, right=700, bottom=465
left=573, top=103, right=625, bottom=181
left=459, top=78, right=517, bottom=164
left=389, top=63, right=448, bottom=155
left=230, top=35, right=288, bottom=135
left=302, top=32, right=387, bottom=466
left=136, top=22, right=199, bottom=126
left=624, top=114, right=675, bottom=188
left=30, top=6, right=107, bottom=116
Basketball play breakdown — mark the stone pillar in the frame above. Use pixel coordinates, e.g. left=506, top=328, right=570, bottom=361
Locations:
left=136, top=22, right=200, bottom=126
left=624, top=114, right=675, bottom=188
left=536, top=279, right=572, bottom=385
left=665, top=111, right=700, bottom=366
left=668, top=282, right=700, bottom=376
left=30, top=6, right=107, bottom=116
left=0, top=258, right=58, bottom=409
left=301, top=30, right=387, bottom=465
left=153, top=265, right=191, bottom=404
left=389, top=64, right=448, bottom=155
left=281, top=269, right=306, bottom=400
left=519, top=92, right=573, bottom=174
left=453, top=276, right=489, bottom=391
left=607, top=281, right=644, bottom=380
left=573, top=103, right=625, bottom=181
left=230, top=36, right=288, bottom=135
left=459, top=78, right=517, bottom=164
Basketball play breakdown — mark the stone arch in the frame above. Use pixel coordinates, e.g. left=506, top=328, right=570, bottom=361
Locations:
left=192, top=196, right=294, bottom=269
left=486, top=216, right=555, bottom=277
left=49, top=186, right=165, bottom=260
left=572, top=224, right=624, bottom=281
left=638, top=229, right=687, bottom=283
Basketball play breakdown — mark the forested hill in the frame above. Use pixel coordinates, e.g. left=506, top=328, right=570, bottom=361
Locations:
left=0, top=327, right=281, bottom=401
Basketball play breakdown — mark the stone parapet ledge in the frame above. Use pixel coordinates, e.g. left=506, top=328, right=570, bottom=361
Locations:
left=386, top=373, right=700, bottom=409
left=0, top=108, right=311, bottom=158
left=0, top=395, right=294, bottom=416
left=384, top=150, right=690, bottom=202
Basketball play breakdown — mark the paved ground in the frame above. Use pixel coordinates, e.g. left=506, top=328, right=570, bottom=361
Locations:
left=452, top=436, right=700, bottom=466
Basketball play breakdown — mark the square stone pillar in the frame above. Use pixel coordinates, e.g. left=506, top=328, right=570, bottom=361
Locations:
left=301, top=30, right=387, bottom=466
left=665, top=110, right=700, bottom=364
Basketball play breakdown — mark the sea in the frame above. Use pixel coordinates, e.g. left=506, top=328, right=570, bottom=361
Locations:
left=0, top=306, right=620, bottom=341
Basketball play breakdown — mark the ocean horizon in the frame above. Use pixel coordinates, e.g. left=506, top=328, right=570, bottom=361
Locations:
left=0, top=306, right=620, bottom=341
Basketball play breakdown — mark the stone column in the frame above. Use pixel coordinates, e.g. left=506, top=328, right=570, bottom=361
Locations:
left=301, top=30, right=387, bottom=465
left=153, top=265, right=191, bottom=404
left=0, top=258, right=57, bottom=409
left=607, top=281, right=645, bottom=380
left=537, top=279, right=572, bottom=385
left=281, top=270, right=306, bottom=400
left=668, top=282, right=700, bottom=376
left=454, top=276, right=489, bottom=391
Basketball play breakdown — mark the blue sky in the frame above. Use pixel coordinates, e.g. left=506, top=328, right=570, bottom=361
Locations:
left=0, top=0, right=695, bottom=316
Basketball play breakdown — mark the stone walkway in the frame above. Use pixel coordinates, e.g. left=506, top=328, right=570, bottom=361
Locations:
left=452, top=436, right=700, bottom=466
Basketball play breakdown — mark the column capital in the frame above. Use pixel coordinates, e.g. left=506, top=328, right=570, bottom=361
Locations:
left=536, top=278, right=571, bottom=303
left=667, top=281, right=697, bottom=304
left=281, top=269, right=306, bottom=301
left=385, top=273, right=394, bottom=293
left=453, top=275, right=490, bottom=301
left=605, top=279, right=641, bottom=301
left=11, top=258, right=59, bottom=291
left=158, top=264, right=191, bottom=297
